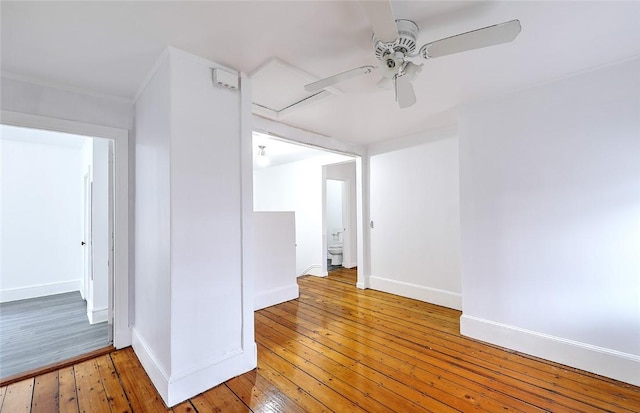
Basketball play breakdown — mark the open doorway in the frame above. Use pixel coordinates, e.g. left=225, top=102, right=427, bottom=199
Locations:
left=0, top=124, right=113, bottom=379
left=324, top=162, right=358, bottom=286
left=252, top=131, right=361, bottom=287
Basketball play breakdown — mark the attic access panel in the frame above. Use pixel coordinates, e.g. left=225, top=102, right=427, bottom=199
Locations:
left=250, top=58, right=334, bottom=119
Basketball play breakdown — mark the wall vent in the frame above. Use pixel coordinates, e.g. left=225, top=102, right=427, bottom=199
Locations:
left=212, top=68, right=239, bottom=90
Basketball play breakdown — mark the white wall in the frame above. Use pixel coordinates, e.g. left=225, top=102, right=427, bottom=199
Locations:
left=459, top=58, right=640, bottom=386
left=254, top=154, right=349, bottom=276
left=0, top=127, right=85, bottom=301
left=134, top=52, right=173, bottom=398
left=254, top=212, right=298, bottom=310
left=369, top=130, right=462, bottom=310
left=134, top=48, right=256, bottom=406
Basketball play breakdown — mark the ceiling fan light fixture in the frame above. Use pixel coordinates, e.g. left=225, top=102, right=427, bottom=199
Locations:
left=402, top=61, right=423, bottom=82
left=377, top=76, right=394, bottom=90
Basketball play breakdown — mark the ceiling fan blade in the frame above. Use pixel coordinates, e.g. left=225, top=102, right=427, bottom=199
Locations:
left=304, top=65, right=375, bottom=92
left=419, top=19, right=521, bottom=59
left=360, top=1, right=398, bottom=43
left=396, top=75, right=416, bottom=108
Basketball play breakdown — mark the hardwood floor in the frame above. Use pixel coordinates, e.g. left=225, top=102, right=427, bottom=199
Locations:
left=327, top=266, right=357, bottom=285
left=2, top=271, right=638, bottom=412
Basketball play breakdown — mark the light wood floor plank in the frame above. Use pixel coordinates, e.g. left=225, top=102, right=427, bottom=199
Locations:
left=74, top=359, right=110, bottom=413
left=257, top=342, right=369, bottom=413
left=2, top=378, right=34, bottom=413
left=190, top=384, right=250, bottom=412
left=95, top=355, right=130, bottom=413
left=57, top=367, right=78, bottom=413
left=3, top=268, right=638, bottom=413
left=31, top=371, right=58, bottom=413
left=225, top=369, right=306, bottom=413
left=327, top=267, right=357, bottom=285
left=253, top=357, right=332, bottom=412
left=110, top=348, right=170, bottom=412
left=170, top=401, right=197, bottom=413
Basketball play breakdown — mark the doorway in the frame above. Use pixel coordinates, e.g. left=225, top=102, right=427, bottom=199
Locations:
left=324, top=163, right=358, bottom=286
left=0, top=114, right=129, bottom=381
left=252, top=131, right=362, bottom=286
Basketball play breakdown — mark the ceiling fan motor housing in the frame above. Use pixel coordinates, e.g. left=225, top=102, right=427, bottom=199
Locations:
left=373, top=19, right=419, bottom=60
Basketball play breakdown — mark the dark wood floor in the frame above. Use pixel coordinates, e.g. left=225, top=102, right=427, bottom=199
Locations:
left=2, top=269, right=638, bottom=412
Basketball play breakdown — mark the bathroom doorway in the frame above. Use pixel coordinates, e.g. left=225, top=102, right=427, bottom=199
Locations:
left=252, top=131, right=363, bottom=287
left=323, top=162, right=358, bottom=286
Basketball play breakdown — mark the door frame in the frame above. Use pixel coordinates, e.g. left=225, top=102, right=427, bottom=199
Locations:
left=82, top=170, right=93, bottom=301
left=1, top=110, right=131, bottom=348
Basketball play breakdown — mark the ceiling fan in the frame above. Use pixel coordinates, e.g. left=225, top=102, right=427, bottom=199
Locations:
left=304, top=1, right=521, bottom=108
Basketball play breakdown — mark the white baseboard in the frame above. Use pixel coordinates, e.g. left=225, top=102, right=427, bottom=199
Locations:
left=132, top=329, right=170, bottom=401
left=254, top=284, right=299, bottom=311
left=133, top=329, right=257, bottom=407
left=301, top=265, right=327, bottom=277
left=0, top=280, right=81, bottom=303
left=460, top=314, right=640, bottom=387
left=88, top=306, right=108, bottom=324
left=369, top=276, right=462, bottom=310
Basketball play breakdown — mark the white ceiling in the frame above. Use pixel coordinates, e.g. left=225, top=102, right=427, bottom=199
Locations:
left=2, top=1, right=639, bottom=145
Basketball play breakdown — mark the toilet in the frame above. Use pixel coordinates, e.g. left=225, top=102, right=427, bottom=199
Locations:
left=328, top=243, right=343, bottom=266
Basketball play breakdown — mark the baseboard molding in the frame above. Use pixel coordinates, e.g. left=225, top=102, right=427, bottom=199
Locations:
left=301, top=265, right=327, bottom=277
left=460, top=314, right=640, bottom=386
left=88, top=306, right=108, bottom=324
left=166, top=346, right=252, bottom=406
left=369, top=276, right=462, bottom=310
left=133, top=329, right=258, bottom=407
left=0, top=280, right=81, bottom=303
left=254, top=284, right=299, bottom=311
left=132, top=329, right=170, bottom=402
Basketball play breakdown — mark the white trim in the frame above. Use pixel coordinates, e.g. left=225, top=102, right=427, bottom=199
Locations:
left=134, top=48, right=170, bottom=102
left=88, top=306, right=109, bottom=325
left=302, top=265, right=327, bottom=277
left=133, top=329, right=257, bottom=407
left=1, top=70, right=132, bottom=104
left=254, top=284, right=300, bottom=311
left=369, top=276, right=462, bottom=310
left=166, top=346, right=256, bottom=407
left=460, top=315, right=640, bottom=387
left=132, top=329, right=170, bottom=400
left=0, top=280, right=81, bottom=303
left=0, top=110, right=131, bottom=348
left=240, top=72, right=257, bottom=362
